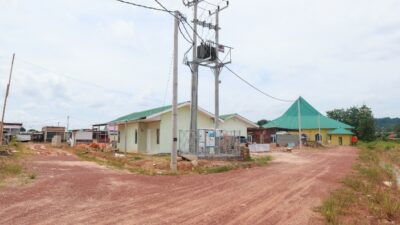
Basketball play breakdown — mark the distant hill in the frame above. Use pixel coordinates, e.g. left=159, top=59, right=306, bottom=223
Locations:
left=375, top=117, right=400, bottom=130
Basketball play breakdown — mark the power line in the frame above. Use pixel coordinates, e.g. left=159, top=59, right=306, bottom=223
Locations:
left=117, top=0, right=294, bottom=104
left=203, top=0, right=218, bottom=7
left=163, top=49, right=174, bottom=106
left=16, top=58, right=134, bottom=97
left=223, top=64, right=294, bottom=103
left=178, top=22, right=193, bottom=44
left=115, top=0, right=171, bottom=12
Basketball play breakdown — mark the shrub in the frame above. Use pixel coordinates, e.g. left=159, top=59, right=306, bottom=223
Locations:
left=1, top=163, right=22, bottom=175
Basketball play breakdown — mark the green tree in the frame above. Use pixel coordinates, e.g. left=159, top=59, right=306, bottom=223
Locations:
left=394, top=124, right=400, bottom=137
left=257, top=119, right=268, bottom=127
left=357, top=105, right=375, bottom=141
left=326, top=109, right=347, bottom=122
left=327, top=105, right=376, bottom=141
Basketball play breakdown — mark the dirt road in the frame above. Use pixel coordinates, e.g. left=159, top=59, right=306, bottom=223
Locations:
left=0, top=146, right=357, bottom=225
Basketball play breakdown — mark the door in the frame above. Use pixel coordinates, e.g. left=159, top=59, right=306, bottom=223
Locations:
left=147, top=129, right=152, bottom=152
left=339, top=136, right=343, bottom=145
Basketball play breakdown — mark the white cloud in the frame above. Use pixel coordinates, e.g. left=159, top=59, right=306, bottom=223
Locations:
left=110, top=20, right=135, bottom=37
left=0, top=0, right=399, bottom=129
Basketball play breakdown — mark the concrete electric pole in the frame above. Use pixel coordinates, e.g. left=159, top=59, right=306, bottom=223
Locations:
left=183, top=0, right=232, bottom=154
left=66, top=115, right=70, bottom=142
left=170, top=10, right=180, bottom=172
left=0, top=53, right=15, bottom=145
left=184, top=0, right=201, bottom=154
left=210, top=2, right=229, bottom=129
left=297, top=97, right=302, bottom=150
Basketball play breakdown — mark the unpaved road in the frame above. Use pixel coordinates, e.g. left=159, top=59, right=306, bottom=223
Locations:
left=0, top=146, right=358, bottom=225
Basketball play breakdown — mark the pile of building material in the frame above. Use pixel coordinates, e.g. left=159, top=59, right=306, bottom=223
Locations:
left=248, top=144, right=270, bottom=153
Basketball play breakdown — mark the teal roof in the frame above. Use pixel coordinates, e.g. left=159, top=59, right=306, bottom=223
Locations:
left=263, top=97, right=353, bottom=130
left=328, top=128, right=353, bottom=135
left=110, top=102, right=188, bottom=124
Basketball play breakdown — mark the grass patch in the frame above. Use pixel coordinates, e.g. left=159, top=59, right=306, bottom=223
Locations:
left=320, top=189, right=356, bottom=224
left=319, top=141, right=400, bottom=224
left=132, top=156, right=142, bottom=161
left=1, top=163, right=23, bottom=175
left=251, top=155, right=273, bottom=166
left=70, top=147, right=273, bottom=176
left=0, top=143, right=36, bottom=186
left=195, top=165, right=233, bottom=174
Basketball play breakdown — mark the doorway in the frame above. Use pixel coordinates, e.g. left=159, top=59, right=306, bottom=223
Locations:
left=339, top=136, right=343, bottom=145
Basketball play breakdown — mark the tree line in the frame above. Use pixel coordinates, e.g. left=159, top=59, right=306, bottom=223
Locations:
left=326, top=105, right=376, bottom=141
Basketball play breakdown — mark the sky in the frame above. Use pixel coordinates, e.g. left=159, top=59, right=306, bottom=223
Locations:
left=0, top=0, right=400, bottom=130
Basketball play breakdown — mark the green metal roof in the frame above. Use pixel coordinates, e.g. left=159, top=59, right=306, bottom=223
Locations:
left=110, top=102, right=189, bottom=124
left=219, top=114, right=237, bottom=120
left=328, top=128, right=354, bottom=135
left=263, top=97, right=353, bottom=130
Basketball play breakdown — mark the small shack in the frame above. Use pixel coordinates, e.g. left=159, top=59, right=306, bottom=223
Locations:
left=70, top=129, right=93, bottom=147
left=42, top=126, right=66, bottom=142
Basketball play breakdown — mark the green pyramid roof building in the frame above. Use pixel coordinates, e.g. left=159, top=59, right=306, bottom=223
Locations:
left=263, top=97, right=353, bottom=130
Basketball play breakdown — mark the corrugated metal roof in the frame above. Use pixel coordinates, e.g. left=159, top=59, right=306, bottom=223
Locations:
left=263, top=97, right=353, bottom=129
left=110, top=102, right=188, bottom=124
left=219, top=114, right=237, bottom=120
left=328, top=128, right=354, bottom=135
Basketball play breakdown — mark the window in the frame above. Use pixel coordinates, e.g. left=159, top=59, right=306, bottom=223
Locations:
left=156, top=129, right=160, bottom=145
left=118, top=131, right=120, bottom=143
left=135, top=129, right=138, bottom=144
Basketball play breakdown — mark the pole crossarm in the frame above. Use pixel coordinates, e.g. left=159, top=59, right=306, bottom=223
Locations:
left=209, top=1, right=229, bottom=15
left=183, top=0, right=205, bottom=7
left=193, top=19, right=219, bottom=30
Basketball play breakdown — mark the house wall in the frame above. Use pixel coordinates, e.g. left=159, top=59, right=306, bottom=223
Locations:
left=288, top=129, right=352, bottom=146
left=146, top=121, right=160, bottom=154
left=288, top=129, right=330, bottom=145
left=137, top=123, right=147, bottom=153
left=248, top=128, right=276, bottom=144
left=159, top=105, right=214, bottom=154
left=116, top=105, right=253, bottom=154
left=117, top=122, right=139, bottom=153
left=330, top=135, right=351, bottom=146
left=219, top=117, right=249, bottom=137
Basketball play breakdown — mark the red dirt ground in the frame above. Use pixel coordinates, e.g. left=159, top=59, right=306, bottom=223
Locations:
left=0, top=145, right=358, bottom=225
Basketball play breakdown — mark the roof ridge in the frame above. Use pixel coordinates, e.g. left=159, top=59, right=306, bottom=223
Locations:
left=110, top=101, right=190, bottom=123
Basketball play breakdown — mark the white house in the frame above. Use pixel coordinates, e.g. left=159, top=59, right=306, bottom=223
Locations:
left=110, top=102, right=258, bottom=154
left=70, top=129, right=93, bottom=147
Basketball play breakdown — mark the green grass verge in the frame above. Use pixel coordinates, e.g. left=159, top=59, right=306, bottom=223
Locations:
left=319, top=141, right=400, bottom=224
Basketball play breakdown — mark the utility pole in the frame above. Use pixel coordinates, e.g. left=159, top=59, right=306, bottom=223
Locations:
left=183, top=0, right=231, bottom=154
left=297, top=97, right=302, bottom=150
left=0, top=53, right=15, bottom=145
left=184, top=0, right=201, bottom=154
left=171, top=10, right=179, bottom=172
left=124, top=120, right=127, bottom=155
left=210, top=2, right=229, bottom=129
left=66, top=115, right=70, bottom=142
